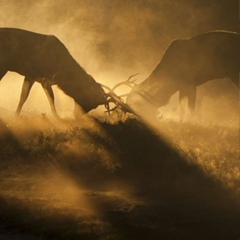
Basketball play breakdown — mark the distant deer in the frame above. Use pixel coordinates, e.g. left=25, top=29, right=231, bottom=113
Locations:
left=0, top=28, right=130, bottom=117
left=127, top=31, right=240, bottom=118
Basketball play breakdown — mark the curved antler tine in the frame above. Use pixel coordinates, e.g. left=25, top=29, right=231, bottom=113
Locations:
left=126, top=73, right=141, bottom=82
left=118, top=93, right=130, bottom=98
left=100, top=77, right=137, bottom=115
left=112, top=82, right=135, bottom=92
left=104, top=105, right=119, bottom=114
left=111, top=73, right=141, bottom=92
left=100, top=84, right=112, bottom=92
left=104, top=101, right=110, bottom=115
left=101, top=73, right=141, bottom=95
left=107, top=92, right=131, bottom=112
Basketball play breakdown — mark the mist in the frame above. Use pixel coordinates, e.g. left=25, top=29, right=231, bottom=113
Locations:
left=0, top=0, right=238, bottom=115
left=0, top=2, right=239, bottom=238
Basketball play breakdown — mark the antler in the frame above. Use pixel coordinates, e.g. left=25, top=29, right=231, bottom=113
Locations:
left=112, top=73, right=140, bottom=92
left=101, top=73, right=140, bottom=115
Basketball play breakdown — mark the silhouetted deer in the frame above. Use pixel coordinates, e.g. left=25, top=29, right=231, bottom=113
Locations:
left=127, top=31, right=240, bottom=118
left=0, top=28, right=130, bottom=117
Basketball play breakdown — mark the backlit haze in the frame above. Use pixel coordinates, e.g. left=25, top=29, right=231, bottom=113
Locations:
left=0, top=2, right=239, bottom=239
left=0, top=0, right=238, bottom=119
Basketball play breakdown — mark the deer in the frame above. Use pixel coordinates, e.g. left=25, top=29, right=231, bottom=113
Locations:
left=126, top=30, right=240, bottom=119
left=0, top=27, right=133, bottom=117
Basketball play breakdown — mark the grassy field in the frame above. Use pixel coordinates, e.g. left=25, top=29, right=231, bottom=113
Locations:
left=0, top=114, right=239, bottom=240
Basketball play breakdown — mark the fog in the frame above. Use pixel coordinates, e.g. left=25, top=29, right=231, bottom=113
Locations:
left=0, top=0, right=238, bottom=117
left=0, top=2, right=239, bottom=239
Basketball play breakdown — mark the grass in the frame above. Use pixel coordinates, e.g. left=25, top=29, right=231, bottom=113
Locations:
left=156, top=120, right=239, bottom=192
left=0, top=114, right=239, bottom=240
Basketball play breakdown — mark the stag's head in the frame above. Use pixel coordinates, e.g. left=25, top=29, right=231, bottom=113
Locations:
left=126, top=78, right=168, bottom=117
left=70, top=73, right=140, bottom=116
left=75, top=81, right=108, bottom=113
left=58, top=73, right=107, bottom=113
left=56, top=69, right=108, bottom=113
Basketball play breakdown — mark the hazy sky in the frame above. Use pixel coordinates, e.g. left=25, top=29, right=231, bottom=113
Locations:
left=0, top=0, right=238, bottom=80
left=0, top=0, right=238, bottom=114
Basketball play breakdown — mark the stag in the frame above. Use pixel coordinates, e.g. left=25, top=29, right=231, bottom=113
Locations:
left=127, top=31, right=240, bottom=118
left=0, top=28, right=131, bottom=117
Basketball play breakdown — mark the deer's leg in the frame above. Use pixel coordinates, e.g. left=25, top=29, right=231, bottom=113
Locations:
left=41, top=81, right=58, bottom=117
left=16, top=77, right=34, bottom=116
left=179, top=85, right=197, bottom=120
left=179, top=91, right=188, bottom=120
left=187, top=86, right=197, bottom=116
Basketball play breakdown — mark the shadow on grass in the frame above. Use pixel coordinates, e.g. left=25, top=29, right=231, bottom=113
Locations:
left=0, top=117, right=239, bottom=240
left=93, top=118, right=239, bottom=240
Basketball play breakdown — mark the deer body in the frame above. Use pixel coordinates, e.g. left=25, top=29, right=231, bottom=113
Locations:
left=0, top=28, right=107, bottom=115
left=127, top=31, right=240, bottom=116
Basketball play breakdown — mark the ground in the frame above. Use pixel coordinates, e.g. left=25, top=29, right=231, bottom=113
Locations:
left=0, top=113, right=239, bottom=240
